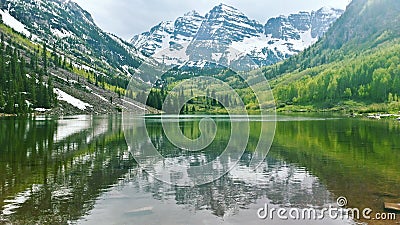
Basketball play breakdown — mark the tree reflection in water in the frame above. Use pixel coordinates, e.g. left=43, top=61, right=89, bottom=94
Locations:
left=1, top=115, right=399, bottom=225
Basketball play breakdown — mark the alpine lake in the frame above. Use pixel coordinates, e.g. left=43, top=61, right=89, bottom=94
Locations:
left=0, top=114, right=399, bottom=225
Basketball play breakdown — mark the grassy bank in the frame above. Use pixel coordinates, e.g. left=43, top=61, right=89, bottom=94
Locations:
left=276, top=100, right=400, bottom=114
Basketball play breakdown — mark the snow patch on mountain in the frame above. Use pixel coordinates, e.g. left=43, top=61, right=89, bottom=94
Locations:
left=0, top=9, right=31, bottom=37
left=55, top=88, right=93, bottom=110
left=51, top=27, right=73, bottom=38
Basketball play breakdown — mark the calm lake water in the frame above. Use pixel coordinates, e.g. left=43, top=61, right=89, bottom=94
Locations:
left=0, top=114, right=399, bottom=225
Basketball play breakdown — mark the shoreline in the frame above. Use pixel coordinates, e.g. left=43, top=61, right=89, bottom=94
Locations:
left=2, top=111, right=399, bottom=122
left=0, top=113, right=17, bottom=117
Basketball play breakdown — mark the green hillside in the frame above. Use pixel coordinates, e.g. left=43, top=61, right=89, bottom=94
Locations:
left=272, top=40, right=400, bottom=112
left=266, top=0, right=400, bottom=112
left=0, top=25, right=57, bottom=115
left=0, top=22, right=140, bottom=115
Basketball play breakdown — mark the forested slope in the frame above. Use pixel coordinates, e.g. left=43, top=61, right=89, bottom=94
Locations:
left=265, top=0, right=400, bottom=112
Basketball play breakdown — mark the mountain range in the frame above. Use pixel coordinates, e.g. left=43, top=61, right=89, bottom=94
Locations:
left=1, top=0, right=399, bottom=114
left=0, top=0, right=343, bottom=78
left=131, top=4, right=343, bottom=67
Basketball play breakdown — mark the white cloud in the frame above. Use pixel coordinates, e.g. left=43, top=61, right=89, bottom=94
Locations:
left=73, top=0, right=350, bottom=40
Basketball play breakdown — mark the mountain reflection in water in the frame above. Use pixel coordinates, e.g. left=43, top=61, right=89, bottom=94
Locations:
left=0, top=115, right=399, bottom=225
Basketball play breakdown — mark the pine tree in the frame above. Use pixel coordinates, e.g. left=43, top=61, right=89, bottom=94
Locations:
left=62, top=56, right=66, bottom=69
left=29, top=77, right=36, bottom=106
left=42, top=43, right=47, bottom=75
left=36, top=76, right=45, bottom=107
left=5, top=93, right=14, bottom=114
left=0, top=41, right=3, bottom=91
left=47, top=77, right=54, bottom=108
left=0, top=85, right=4, bottom=111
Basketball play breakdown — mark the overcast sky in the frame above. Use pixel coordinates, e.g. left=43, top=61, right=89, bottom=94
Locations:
left=73, top=0, right=351, bottom=40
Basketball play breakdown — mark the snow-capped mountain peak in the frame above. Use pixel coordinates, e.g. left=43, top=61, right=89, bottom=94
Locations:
left=184, top=10, right=200, bottom=17
left=210, top=3, right=244, bottom=16
left=130, top=4, right=344, bottom=68
left=130, top=10, right=204, bottom=58
left=196, top=3, right=263, bottom=43
left=319, top=6, right=338, bottom=14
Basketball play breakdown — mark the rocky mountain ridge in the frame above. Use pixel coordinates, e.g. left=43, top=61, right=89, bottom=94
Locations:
left=131, top=4, right=344, bottom=67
